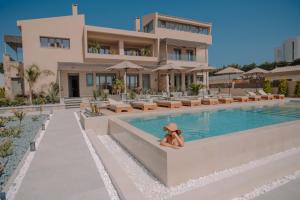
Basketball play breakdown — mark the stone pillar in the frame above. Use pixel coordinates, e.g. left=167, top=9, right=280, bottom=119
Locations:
left=170, top=71, right=175, bottom=92
left=181, top=72, right=186, bottom=91
left=119, top=40, right=124, bottom=55
left=138, top=72, right=143, bottom=88
left=3, top=55, right=13, bottom=99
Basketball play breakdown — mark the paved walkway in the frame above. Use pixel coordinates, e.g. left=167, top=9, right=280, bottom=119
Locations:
left=15, top=109, right=110, bottom=200
left=254, top=178, right=300, bottom=200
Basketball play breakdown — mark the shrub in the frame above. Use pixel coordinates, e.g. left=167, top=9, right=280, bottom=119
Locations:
left=128, top=90, right=136, bottom=100
left=14, top=111, right=26, bottom=126
left=189, top=83, right=204, bottom=96
left=31, top=116, right=39, bottom=122
left=32, top=96, right=46, bottom=105
left=263, top=80, right=272, bottom=94
left=0, top=118, right=7, bottom=127
left=0, top=127, right=22, bottom=137
left=0, top=98, right=10, bottom=107
left=0, top=87, right=5, bottom=98
left=0, top=139, right=13, bottom=157
left=278, top=79, right=288, bottom=96
left=46, top=82, right=59, bottom=104
left=295, top=81, right=300, bottom=97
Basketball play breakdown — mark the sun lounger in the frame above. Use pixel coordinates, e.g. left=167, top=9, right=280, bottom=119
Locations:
left=154, top=100, right=182, bottom=108
left=218, top=97, right=233, bottom=104
left=257, top=90, right=274, bottom=100
left=180, top=99, right=201, bottom=106
left=233, top=96, right=249, bottom=102
left=247, top=91, right=261, bottom=101
left=201, top=98, right=219, bottom=105
left=131, top=101, right=157, bottom=111
left=107, top=98, right=133, bottom=113
left=273, top=94, right=285, bottom=99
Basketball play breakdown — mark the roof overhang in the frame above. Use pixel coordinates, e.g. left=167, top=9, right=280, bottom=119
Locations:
left=162, top=38, right=207, bottom=48
left=4, top=35, right=22, bottom=51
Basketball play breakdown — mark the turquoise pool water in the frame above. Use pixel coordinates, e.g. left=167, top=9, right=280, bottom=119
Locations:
left=124, top=101, right=300, bottom=142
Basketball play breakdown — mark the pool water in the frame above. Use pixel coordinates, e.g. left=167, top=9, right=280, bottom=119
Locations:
left=124, top=101, right=300, bottom=142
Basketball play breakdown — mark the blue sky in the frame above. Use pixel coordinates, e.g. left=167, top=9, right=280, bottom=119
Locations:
left=0, top=0, right=299, bottom=67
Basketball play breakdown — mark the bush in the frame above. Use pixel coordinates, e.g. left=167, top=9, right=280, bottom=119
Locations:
left=0, top=139, right=13, bottom=157
left=128, top=90, right=136, bottom=100
left=0, top=98, right=10, bottom=107
left=295, top=81, right=300, bottom=97
left=32, top=96, right=46, bottom=105
left=0, top=87, right=5, bottom=98
left=278, top=79, right=288, bottom=96
left=0, top=127, right=22, bottom=137
left=263, top=80, right=272, bottom=94
left=189, top=83, right=204, bottom=96
left=0, top=118, right=7, bottom=127
left=14, top=111, right=26, bottom=126
left=46, top=82, right=59, bottom=104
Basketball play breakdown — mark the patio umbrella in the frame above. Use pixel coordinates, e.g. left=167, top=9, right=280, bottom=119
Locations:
left=215, top=67, right=244, bottom=96
left=243, top=67, right=269, bottom=92
left=187, top=65, right=215, bottom=96
left=106, top=61, right=143, bottom=94
left=153, top=63, right=184, bottom=94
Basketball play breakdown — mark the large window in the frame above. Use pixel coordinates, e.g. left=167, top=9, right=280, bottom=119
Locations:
left=86, top=73, right=93, bottom=87
left=40, top=37, right=70, bottom=49
left=96, top=74, right=116, bottom=93
left=127, top=74, right=138, bottom=90
left=158, top=20, right=209, bottom=35
left=173, top=49, right=181, bottom=60
left=143, top=20, right=153, bottom=33
left=124, top=48, right=141, bottom=56
left=174, top=74, right=182, bottom=91
left=186, top=50, right=194, bottom=61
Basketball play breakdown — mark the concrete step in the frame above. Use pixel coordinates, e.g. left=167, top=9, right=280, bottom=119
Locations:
left=64, top=98, right=82, bottom=109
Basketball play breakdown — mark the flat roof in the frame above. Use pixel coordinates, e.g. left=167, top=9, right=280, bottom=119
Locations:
left=156, top=13, right=212, bottom=27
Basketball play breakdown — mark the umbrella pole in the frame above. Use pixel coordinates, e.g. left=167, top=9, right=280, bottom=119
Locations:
left=229, top=73, right=231, bottom=96
left=124, top=69, right=127, bottom=94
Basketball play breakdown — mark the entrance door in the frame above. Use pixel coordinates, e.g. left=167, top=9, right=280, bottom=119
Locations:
left=68, top=74, right=80, bottom=97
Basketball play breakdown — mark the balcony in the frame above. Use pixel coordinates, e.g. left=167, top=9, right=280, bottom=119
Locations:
left=168, top=53, right=196, bottom=61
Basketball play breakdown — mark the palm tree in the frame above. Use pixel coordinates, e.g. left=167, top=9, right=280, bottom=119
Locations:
left=24, top=64, right=54, bottom=104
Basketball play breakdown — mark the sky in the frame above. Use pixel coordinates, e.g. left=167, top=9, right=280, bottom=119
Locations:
left=0, top=0, right=299, bottom=67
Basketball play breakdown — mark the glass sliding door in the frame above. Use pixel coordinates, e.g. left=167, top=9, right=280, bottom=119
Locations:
left=185, top=74, right=194, bottom=89
left=174, top=73, right=182, bottom=91
left=96, top=73, right=116, bottom=94
left=142, top=74, right=150, bottom=91
left=126, top=74, right=139, bottom=90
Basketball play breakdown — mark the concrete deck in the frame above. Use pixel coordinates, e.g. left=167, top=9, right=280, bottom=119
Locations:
left=14, top=109, right=110, bottom=200
left=254, top=178, right=300, bottom=200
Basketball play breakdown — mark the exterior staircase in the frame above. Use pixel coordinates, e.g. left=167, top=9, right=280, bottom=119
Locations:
left=64, top=98, right=82, bottom=109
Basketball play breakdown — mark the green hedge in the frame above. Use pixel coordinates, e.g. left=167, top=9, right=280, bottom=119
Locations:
left=263, top=80, right=272, bottom=93
left=278, top=80, right=288, bottom=96
left=295, top=81, right=300, bottom=97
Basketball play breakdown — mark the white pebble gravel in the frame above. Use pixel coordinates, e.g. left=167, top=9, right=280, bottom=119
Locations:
left=99, top=135, right=300, bottom=200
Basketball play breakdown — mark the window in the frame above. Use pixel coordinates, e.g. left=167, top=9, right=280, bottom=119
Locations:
left=173, top=49, right=181, bottom=60
left=124, top=48, right=141, bottom=56
left=127, top=74, right=138, bottom=89
left=100, top=46, right=110, bottom=54
left=86, top=73, right=93, bottom=87
left=96, top=74, right=116, bottom=93
left=40, top=36, right=70, bottom=49
left=186, top=50, right=194, bottom=61
left=158, top=19, right=209, bottom=35
left=143, top=20, right=153, bottom=33
left=174, top=74, right=182, bottom=91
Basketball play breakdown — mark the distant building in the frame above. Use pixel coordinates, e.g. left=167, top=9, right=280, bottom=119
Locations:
left=274, top=36, right=300, bottom=62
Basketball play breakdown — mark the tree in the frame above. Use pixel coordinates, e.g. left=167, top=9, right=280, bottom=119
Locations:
left=295, top=81, right=300, bottom=97
left=263, top=80, right=272, bottom=93
left=278, top=79, right=288, bottom=96
left=24, top=64, right=54, bottom=104
left=189, top=83, right=204, bottom=96
left=112, top=79, right=124, bottom=95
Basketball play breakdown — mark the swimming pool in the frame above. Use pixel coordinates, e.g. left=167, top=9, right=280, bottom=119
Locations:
left=125, top=101, right=300, bottom=142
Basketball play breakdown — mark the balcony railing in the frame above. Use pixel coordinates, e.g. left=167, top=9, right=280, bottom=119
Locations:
left=168, top=53, right=196, bottom=61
